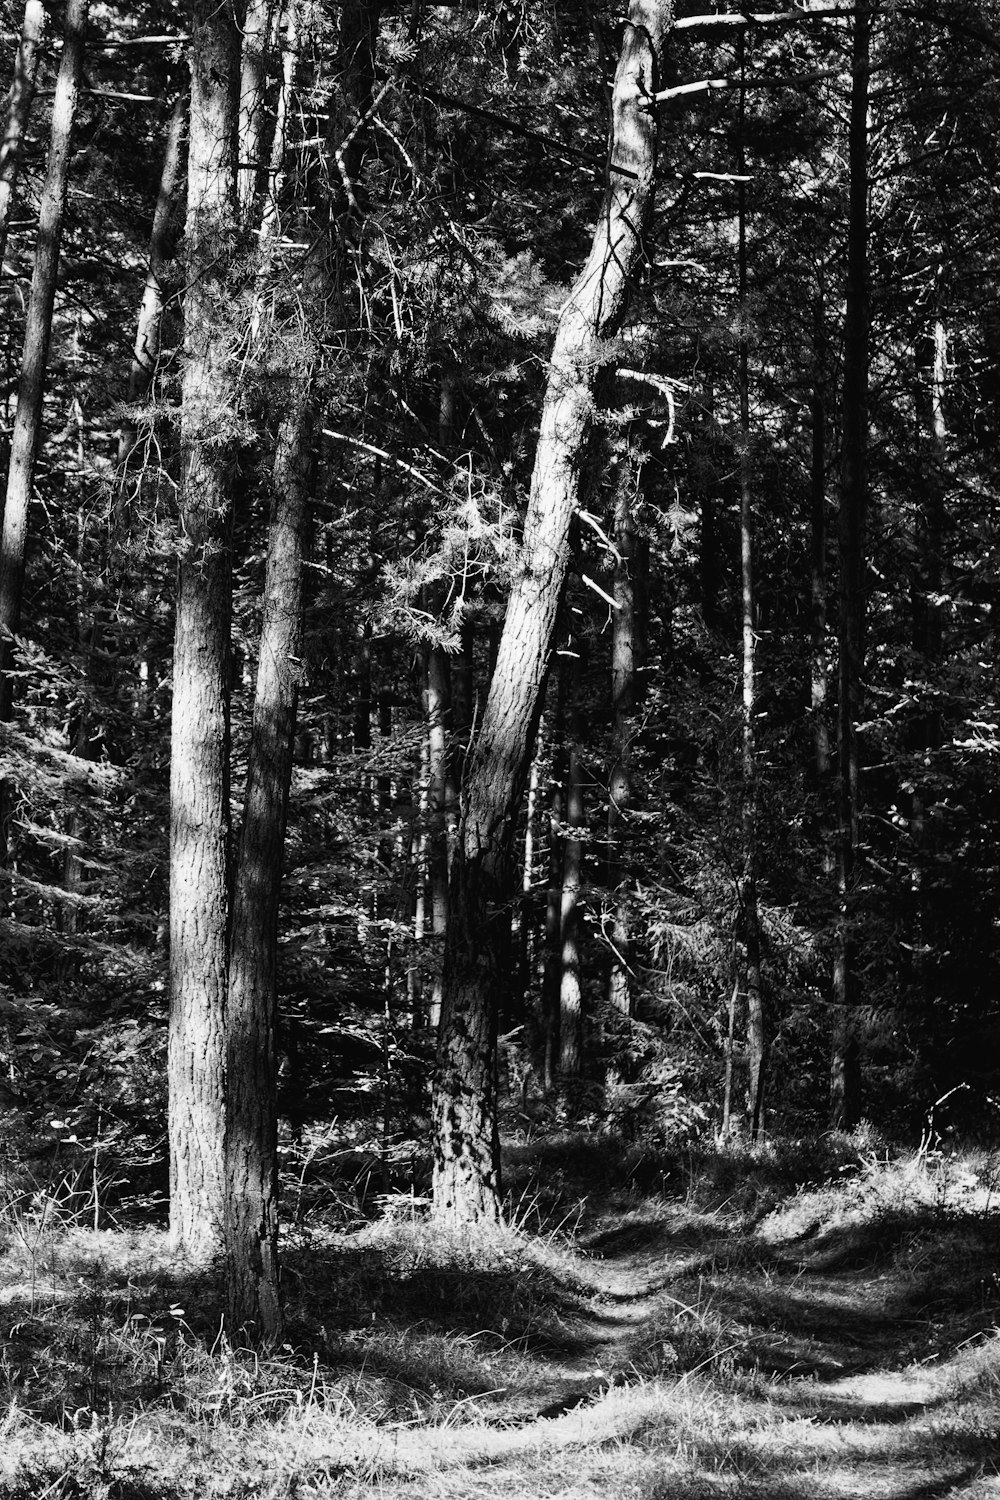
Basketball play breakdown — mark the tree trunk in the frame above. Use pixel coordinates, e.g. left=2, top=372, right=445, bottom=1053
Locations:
left=810, top=288, right=831, bottom=786
left=430, top=0, right=670, bottom=1224
left=543, top=683, right=568, bottom=1096
left=907, top=319, right=947, bottom=1018
left=224, top=392, right=309, bottom=1343
left=736, top=42, right=765, bottom=1142
left=425, top=644, right=450, bottom=1029
left=607, top=459, right=638, bottom=1020
left=559, top=645, right=585, bottom=1085
left=831, top=2, right=871, bottom=1131
left=224, top=0, right=378, bottom=1333
left=119, top=94, right=186, bottom=465
left=0, top=0, right=89, bottom=724
left=518, top=746, right=541, bottom=1020
left=168, top=0, right=240, bottom=1257
left=237, top=0, right=276, bottom=224
left=0, top=1, right=45, bottom=276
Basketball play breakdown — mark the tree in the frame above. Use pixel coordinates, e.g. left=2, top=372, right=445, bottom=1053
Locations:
left=0, top=1, right=45, bottom=278
left=168, top=0, right=240, bottom=1257
left=830, top=1, right=872, bottom=1130
left=430, top=0, right=673, bottom=1225
left=0, top=0, right=88, bottom=728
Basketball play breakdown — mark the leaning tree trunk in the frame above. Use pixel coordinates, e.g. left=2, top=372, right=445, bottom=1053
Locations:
left=830, top=1, right=871, bottom=1131
left=430, top=0, right=671, bottom=1225
left=119, top=95, right=186, bottom=465
left=168, top=0, right=240, bottom=1258
left=0, top=0, right=88, bottom=726
left=0, top=0, right=45, bottom=277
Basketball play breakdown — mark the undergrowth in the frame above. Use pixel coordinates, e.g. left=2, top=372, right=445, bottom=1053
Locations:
left=1, top=1130, right=999, bottom=1498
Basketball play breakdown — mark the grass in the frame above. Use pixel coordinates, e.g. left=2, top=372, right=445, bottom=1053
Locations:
left=2, top=1132, right=1000, bottom=1497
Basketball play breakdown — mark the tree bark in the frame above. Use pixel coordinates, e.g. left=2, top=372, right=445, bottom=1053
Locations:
left=0, top=0, right=88, bottom=725
left=119, top=94, right=186, bottom=465
left=607, top=460, right=638, bottom=1019
left=830, top=2, right=871, bottom=1132
left=810, top=288, right=831, bottom=785
left=224, top=392, right=309, bottom=1342
left=430, top=0, right=670, bottom=1225
left=425, top=642, right=450, bottom=1029
left=168, top=0, right=240, bottom=1257
left=237, top=0, right=277, bottom=224
left=736, top=41, right=765, bottom=1141
left=0, top=1, right=45, bottom=277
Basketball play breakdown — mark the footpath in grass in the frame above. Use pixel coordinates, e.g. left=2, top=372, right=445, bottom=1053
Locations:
left=2, top=1133, right=1000, bottom=1498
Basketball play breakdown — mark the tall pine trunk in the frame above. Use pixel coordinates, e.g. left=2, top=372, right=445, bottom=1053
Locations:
left=736, top=44, right=765, bottom=1140
left=223, top=0, right=379, bottom=1331
left=831, top=2, right=871, bottom=1130
left=0, top=0, right=88, bottom=724
left=0, top=1, right=45, bottom=276
left=237, top=0, right=277, bottom=224
left=168, top=0, right=240, bottom=1257
left=225, top=394, right=309, bottom=1340
left=430, top=0, right=671, bottom=1225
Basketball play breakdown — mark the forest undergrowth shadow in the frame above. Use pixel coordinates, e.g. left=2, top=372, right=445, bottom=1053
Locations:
left=2, top=1130, right=1000, bottom=1498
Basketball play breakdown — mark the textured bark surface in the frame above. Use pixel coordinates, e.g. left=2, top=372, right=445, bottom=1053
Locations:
left=168, top=0, right=239, bottom=1257
left=225, top=395, right=309, bottom=1341
left=0, top=1, right=45, bottom=275
left=0, top=0, right=88, bottom=722
left=425, top=644, right=450, bottom=1029
left=237, top=0, right=276, bottom=223
left=831, top=3, right=871, bottom=1131
left=119, top=95, right=185, bottom=464
left=431, top=0, right=671, bottom=1224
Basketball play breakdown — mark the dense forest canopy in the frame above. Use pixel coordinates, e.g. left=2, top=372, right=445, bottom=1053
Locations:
left=0, top=0, right=998, bottom=1338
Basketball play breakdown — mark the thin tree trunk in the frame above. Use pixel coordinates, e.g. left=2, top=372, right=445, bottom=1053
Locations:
left=607, top=457, right=638, bottom=1018
left=425, top=643, right=450, bottom=1029
left=559, top=645, right=585, bottom=1083
left=168, top=0, right=239, bottom=1257
left=430, top=0, right=670, bottom=1224
left=238, top=0, right=276, bottom=224
left=831, top=2, right=871, bottom=1132
left=0, top=0, right=89, bottom=724
left=223, top=0, right=377, bottom=1331
left=908, top=318, right=947, bottom=1015
left=518, top=746, right=541, bottom=1018
left=736, top=41, right=765, bottom=1142
left=543, top=678, right=568, bottom=1096
left=810, top=288, right=831, bottom=785
left=224, top=393, right=309, bottom=1342
left=0, top=1, right=45, bottom=276
left=119, top=95, right=186, bottom=465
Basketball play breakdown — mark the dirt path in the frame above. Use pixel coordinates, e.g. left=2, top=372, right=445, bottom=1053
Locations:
left=404, top=1203, right=1000, bottom=1500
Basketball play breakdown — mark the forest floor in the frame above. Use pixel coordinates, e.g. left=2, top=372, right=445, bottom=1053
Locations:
left=2, top=1131, right=1000, bottom=1497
